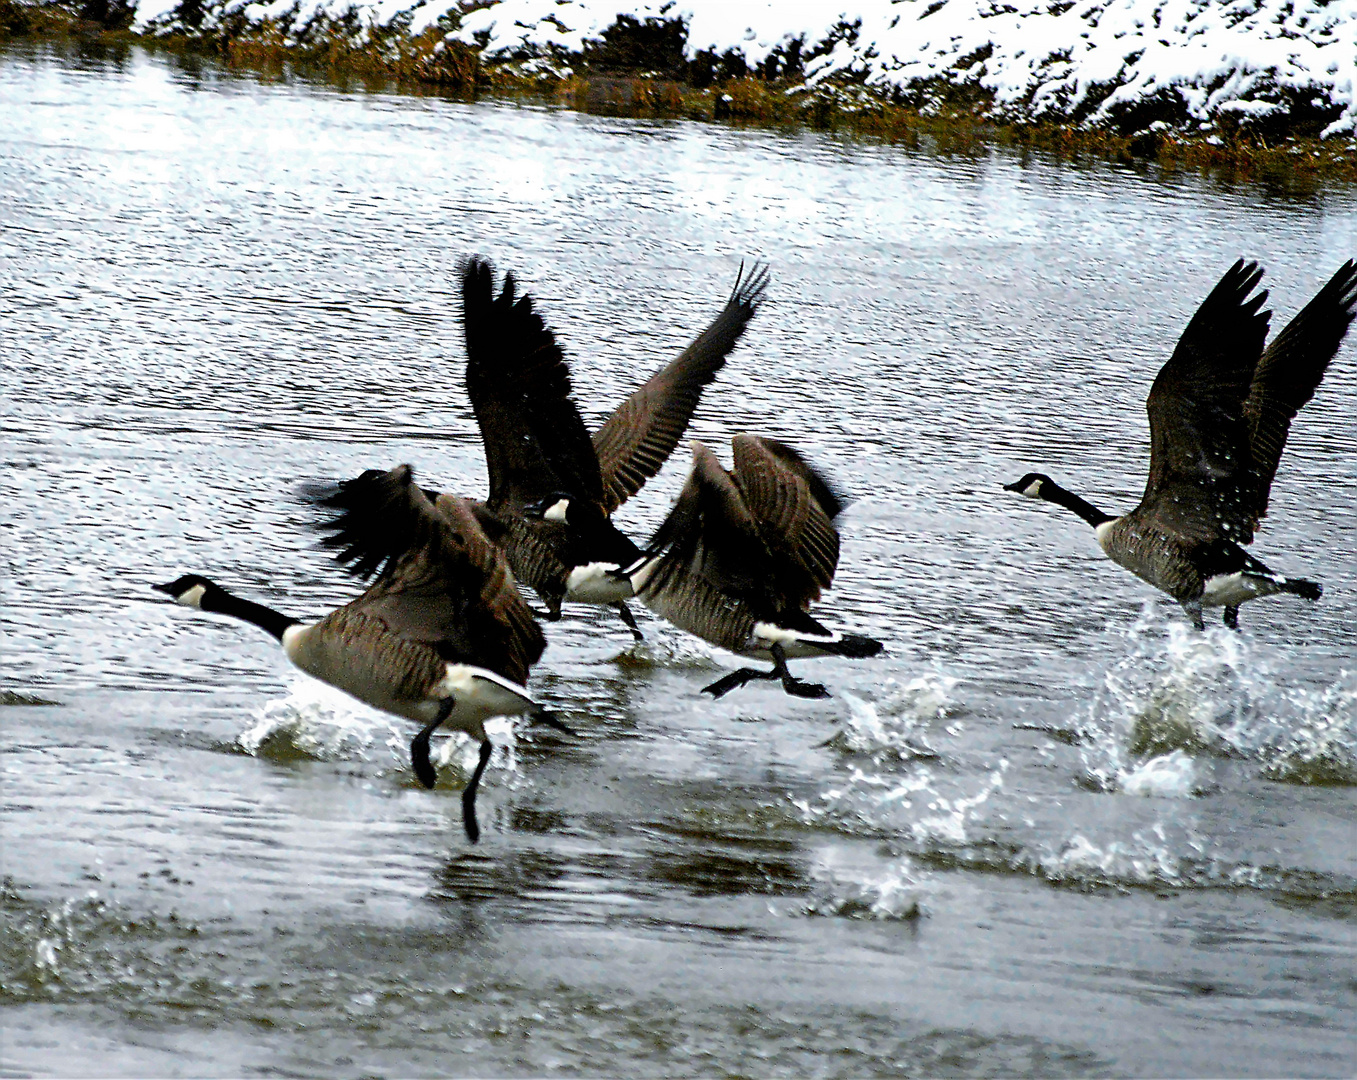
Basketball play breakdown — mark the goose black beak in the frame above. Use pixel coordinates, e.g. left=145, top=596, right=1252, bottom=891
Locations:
left=152, top=581, right=177, bottom=595
left=1002, top=480, right=1024, bottom=492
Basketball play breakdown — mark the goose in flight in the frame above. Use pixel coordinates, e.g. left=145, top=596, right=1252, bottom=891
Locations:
left=156, top=465, right=548, bottom=843
left=623, top=435, right=882, bottom=698
left=1006, top=258, right=1356, bottom=629
left=455, top=256, right=768, bottom=639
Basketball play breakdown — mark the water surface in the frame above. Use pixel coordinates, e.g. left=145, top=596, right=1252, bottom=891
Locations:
left=2, top=43, right=1356, bottom=1078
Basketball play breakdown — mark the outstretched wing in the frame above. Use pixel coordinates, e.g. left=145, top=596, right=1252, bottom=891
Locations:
left=637, top=440, right=779, bottom=609
left=1139, top=259, right=1271, bottom=544
left=731, top=435, right=842, bottom=611
left=301, top=464, right=544, bottom=683
left=462, top=257, right=604, bottom=511
left=591, top=262, right=769, bottom=514
left=1242, top=259, right=1357, bottom=525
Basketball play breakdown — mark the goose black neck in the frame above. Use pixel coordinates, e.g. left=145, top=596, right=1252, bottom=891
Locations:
left=203, top=587, right=299, bottom=642
left=1040, top=481, right=1114, bottom=528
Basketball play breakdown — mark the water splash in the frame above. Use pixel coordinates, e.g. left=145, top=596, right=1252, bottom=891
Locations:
left=910, top=764, right=1008, bottom=846
left=611, top=627, right=726, bottom=670
left=1078, top=611, right=1356, bottom=788
left=1117, top=749, right=1198, bottom=798
left=431, top=717, right=523, bottom=789
left=236, top=679, right=400, bottom=763
left=798, top=758, right=1008, bottom=850
left=832, top=672, right=961, bottom=761
left=1027, top=823, right=1185, bottom=888
left=0, top=886, right=203, bottom=1003
left=800, top=855, right=927, bottom=920
left=1262, top=675, right=1357, bottom=785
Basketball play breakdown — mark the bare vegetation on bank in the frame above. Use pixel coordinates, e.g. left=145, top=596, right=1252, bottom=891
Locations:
left=2, top=0, right=1353, bottom=186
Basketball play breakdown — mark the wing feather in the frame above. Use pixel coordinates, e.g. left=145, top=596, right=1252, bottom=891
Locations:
left=731, top=435, right=842, bottom=608
left=1139, top=259, right=1271, bottom=544
left=1242, top=259, right=1357, bottom=524
left=592, top=263, right=769, bottom=513
left=636, top=441, right=779, bottom=617
left=301, top=464, right=544, bottom=684
left=462, top=257, right=603, bottom=511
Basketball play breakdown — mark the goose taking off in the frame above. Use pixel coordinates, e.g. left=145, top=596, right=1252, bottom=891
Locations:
left=156, top=465, right=547, bottom=843
left=1006, top=258, right=1356, bottom=629
left=625, top=435, right=882, bottom=698
left=456, top=255, right=769, bottom=639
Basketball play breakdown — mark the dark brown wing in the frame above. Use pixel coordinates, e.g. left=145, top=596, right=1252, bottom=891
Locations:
left=730, top=435, right=842, bottom=610
left=462, top=257, right=604, bottom=511
left=637, top=440, right=780, bottom=616
left=592, top=262, right=769, bottom=514
left=302, top=464, right=544, bottom=684
left=1242, top=259, right=1357, bottom=524
left=1138, top=259, right=1271, bottom=544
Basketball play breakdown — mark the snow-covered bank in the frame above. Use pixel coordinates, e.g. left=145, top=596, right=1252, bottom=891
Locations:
left=133, top=0, right=1357, bottom=139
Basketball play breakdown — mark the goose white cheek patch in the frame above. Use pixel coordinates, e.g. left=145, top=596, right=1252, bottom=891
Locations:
left=544, top=499, right=570, bottom=522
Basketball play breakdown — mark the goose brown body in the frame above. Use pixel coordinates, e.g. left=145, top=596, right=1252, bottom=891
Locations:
left=632, top=435, right=881, bottom=696
left=162, top=464, right=548, bottom=842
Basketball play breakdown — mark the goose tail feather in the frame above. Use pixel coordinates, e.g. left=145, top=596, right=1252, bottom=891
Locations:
left=818, top=633, right=884, bottom=658
left=1282, top=578, right=1322, bottom=601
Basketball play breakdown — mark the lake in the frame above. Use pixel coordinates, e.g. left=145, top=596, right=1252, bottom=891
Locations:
left=2, top=40, right=1355, bottom=1078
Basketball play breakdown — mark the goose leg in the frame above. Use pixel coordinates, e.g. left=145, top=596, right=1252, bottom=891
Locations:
left=614, top=601, right=644, bottom=641
left=1223, top=605, right=1240, bottom=631
left=1182, top=600, right=1205, bottom=631
left=771, top=643, right=830, bottom=699
left=461, top=738, right=494, bottom=844
left=532, top=595, right=563, bottom=622
left=702, top=666, right=779, bottom=698
left=411, top=698, right=454, bottom=789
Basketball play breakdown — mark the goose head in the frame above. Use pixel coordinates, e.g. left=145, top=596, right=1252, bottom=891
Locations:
left=154, top=573, right=217, bottom=608
left=1003, top=473, right=1054, bottom=500
left=525, top=492, right=607, bottom=531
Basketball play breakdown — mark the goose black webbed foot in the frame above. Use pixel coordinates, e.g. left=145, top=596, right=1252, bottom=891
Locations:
left=702, top=667, right=778, bottom=698
left=1223, top=605, right=1240, bottom=630
left=461, top=738, right=494, bottom=844
left=614, top=601, right=644, bottom=642
left=770, top=643, right=830, bottom=699
left=411, top=698, right=453, bottom=789
left=781, top=675, right=831, bottom=699
left=1183, top=601, right=1206, bottom=631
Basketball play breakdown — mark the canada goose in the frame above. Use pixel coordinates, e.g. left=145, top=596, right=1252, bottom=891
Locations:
left=1006, top=258, right=1356, bottom=629
left=156, top=465, right=547, bottom=843
left=623, top=435, right=883, bottom=698
left=456, top=255, right=769, bottom=639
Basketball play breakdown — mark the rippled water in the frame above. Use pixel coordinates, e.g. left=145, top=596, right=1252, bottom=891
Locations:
left=3, top=41, right=1356, bottom=1078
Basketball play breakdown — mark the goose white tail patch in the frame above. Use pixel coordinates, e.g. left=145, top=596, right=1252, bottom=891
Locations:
left=280, top=623, right=311, bottom=661
left=433, top=665, right=538, bottom=737
left=749, top=621, right=839, bottom=659
left=565, top=562, right=633, bottom=603
left=1201, top=571, right=1281, bottom=607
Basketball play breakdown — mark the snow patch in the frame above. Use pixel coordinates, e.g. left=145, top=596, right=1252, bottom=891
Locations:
left=137, top=0, right=1357, bottom=136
